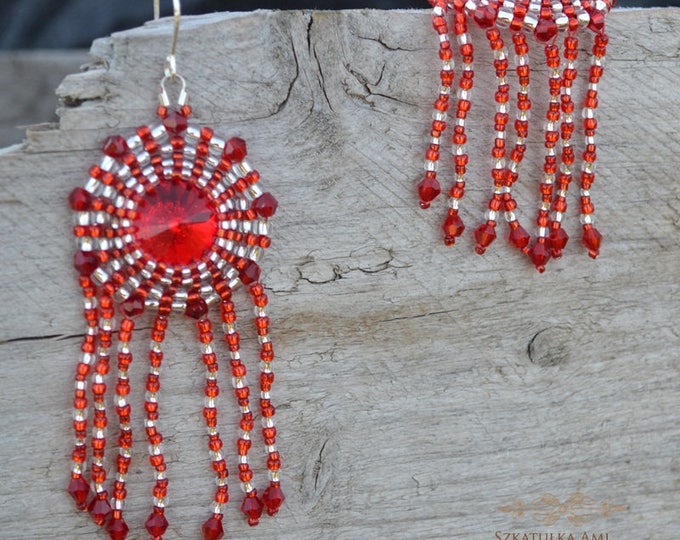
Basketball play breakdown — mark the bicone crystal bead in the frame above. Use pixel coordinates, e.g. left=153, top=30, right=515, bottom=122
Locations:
left=102, top=135, right=129, bottom=158
left=474, top=223, right=497, bottom=254
left=548, top=227, right=569, bottom=257
left=69, top=188, right=93, bottom=211
left=508, top=224, right=531, bottom=252
left=582, top=225, right=602, bottom=258
left=88, top=495, right=112, bottom=526
left=262, top=483, right=285, bottom=516
left=201, top=515, right=224, bottom=540
left=224, top=137, right=247, bottom=162
left=529, top=241, right=551, bottom=273
left=67, top=476, right=91, bottom=510
left=241, top=493, right=264, bottom=526
left=252, top=192, right=278, bottom=218
left=106, top=516, right=129, bottom=540
left=442, top=211, right=465, bottom=246
left=145, top=510, right=169, bottom=537
left=417, top=176, right=441, bottom=209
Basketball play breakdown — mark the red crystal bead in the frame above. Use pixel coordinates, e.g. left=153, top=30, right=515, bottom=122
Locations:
left=239, top=260, right=261, bottom=285
left=534, top=18, right=558, bottom=42
left=102, top=135, right=129, bottom=158
left=122, top=293, right=145, bottom=317
left=252, top=192, right=278, bottom=218
left=224, top=137, right=247, bottom=162
left=106, top=516, right=129, bottom=540
left=473, top=5, right=497, bottom=28
left=588, top=11, right=605, bottom=32
left=548, top=227, right=569, bottom=257
left=87, top=495, right=112, bottom=526
left=262, top=483, right=285, bottom=516
left=74, top=251, right=99, bottom=276
left=417, top=177, right=441, bottom=209
left=162, top=111, right=189, bottom=134
left=582, top=225, right=602, bottom=258
left=442, top=212, right=465, bottom=246
left=185, top=295, right=209, bottom=319
left=69, top=187, right=93, bottom=211
left=241, top=494, right=264, bottom=526
left=145, top=510, right=169, bottom=537
left=201, top=515, right=224, bottom=540
left=134, top=180, right=217, bottom=266
left=474, top=223, right=497, bottom=254
left=67, top=476, right=91, bottom=510
left=508, top=224, right=531, bottom=253
left=529, top=241, right=551, bottom=273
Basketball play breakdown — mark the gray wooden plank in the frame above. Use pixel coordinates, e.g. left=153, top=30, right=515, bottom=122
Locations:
left=0, top=8, right=678, bottom=540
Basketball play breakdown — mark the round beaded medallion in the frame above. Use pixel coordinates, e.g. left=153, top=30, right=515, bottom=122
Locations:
left=67, top=104, right=284, bottom=540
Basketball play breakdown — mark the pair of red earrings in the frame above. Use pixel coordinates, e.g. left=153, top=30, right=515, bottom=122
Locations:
left=66, top=2, right=283, bottom=540
left=417, top=0, right=613, bottom=272
left=67, top=1, right=616, bottom=539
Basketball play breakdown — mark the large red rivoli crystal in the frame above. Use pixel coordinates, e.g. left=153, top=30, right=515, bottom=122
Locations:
left=134, top=180, right=217, bottom=266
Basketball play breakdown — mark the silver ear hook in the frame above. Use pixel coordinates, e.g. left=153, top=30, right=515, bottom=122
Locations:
left=155, top=0, right=186, bottom=107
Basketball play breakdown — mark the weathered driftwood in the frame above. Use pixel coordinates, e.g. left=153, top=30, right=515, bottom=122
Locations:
left=1, top=8, right=679, bottom=540
left=0, top=50, right=89, bottom=147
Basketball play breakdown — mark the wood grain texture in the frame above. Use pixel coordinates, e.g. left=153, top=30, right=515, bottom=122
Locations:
left=1, top=8, right=679, bottom=540
left=0, top=50, right=89, bottom=147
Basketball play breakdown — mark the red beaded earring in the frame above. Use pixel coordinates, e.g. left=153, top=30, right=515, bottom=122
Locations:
left=66, top=2, right=284, bottom=539
left=418, top=0, right=613, bottom=271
